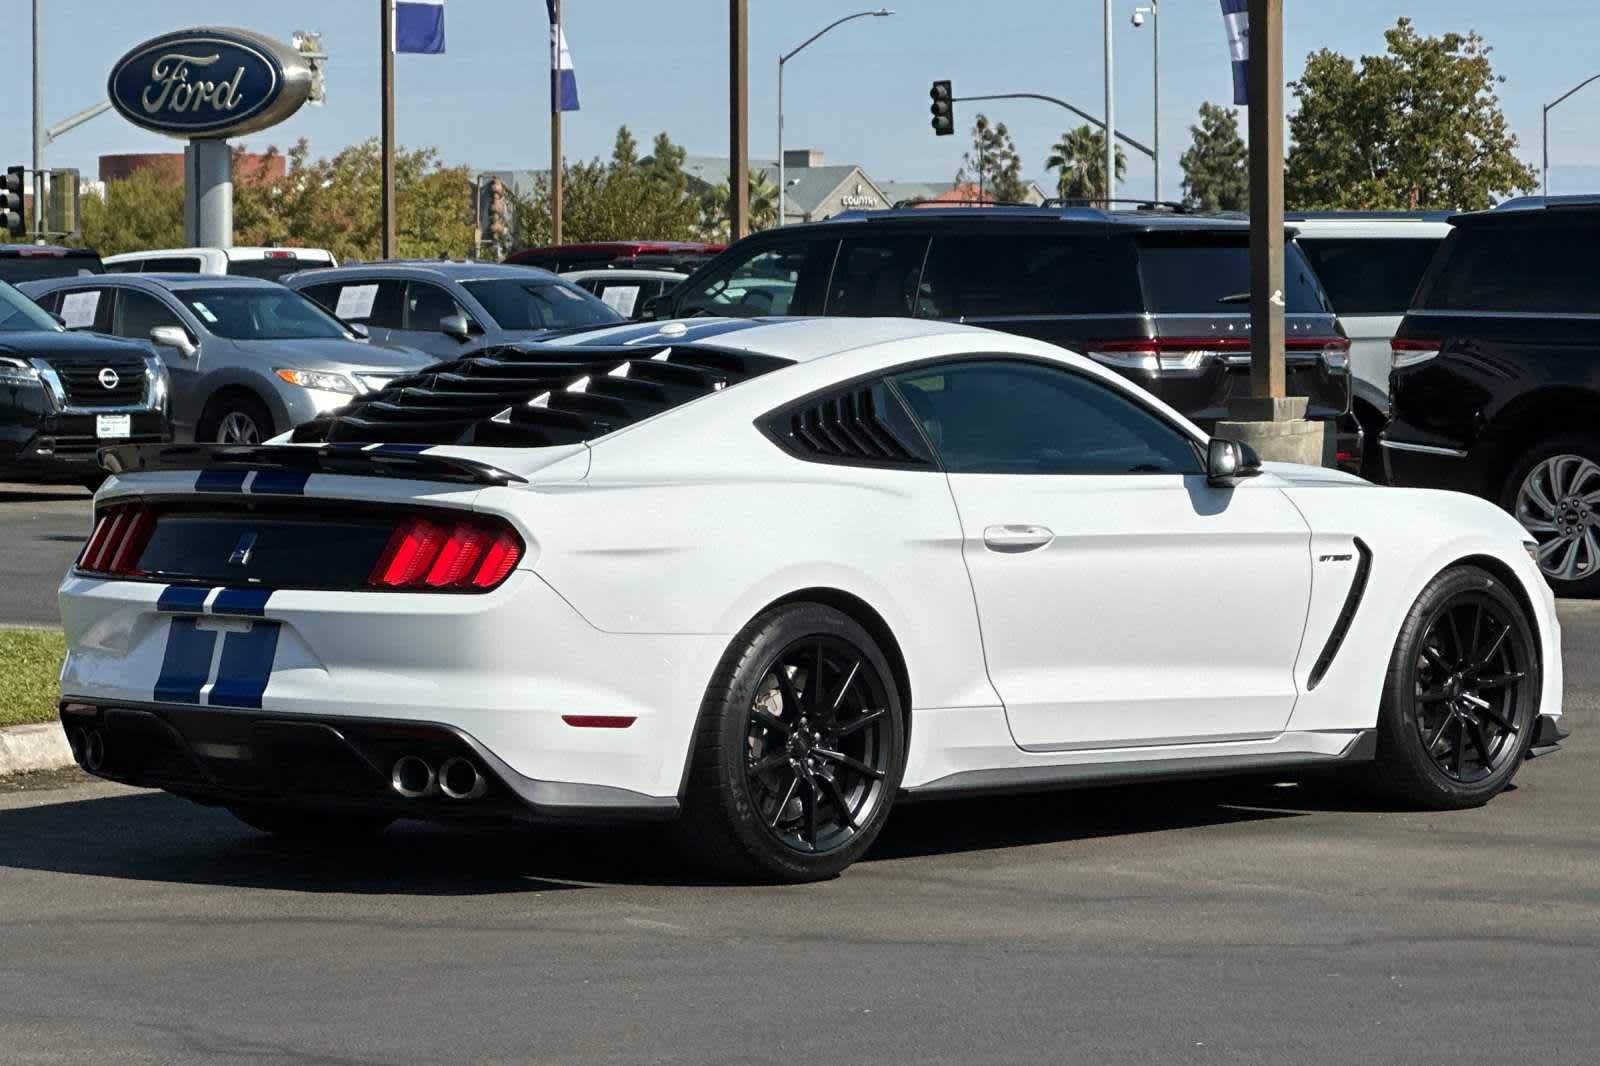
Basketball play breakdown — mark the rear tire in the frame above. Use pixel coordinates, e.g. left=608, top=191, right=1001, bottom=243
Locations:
left=678, top=603, right=905, bottom=882
left=228, top=804, right=394, bottom=840
left=1371, top=565, right=1539, bottom=809
left=1500, top=433, right=1600, bottom=596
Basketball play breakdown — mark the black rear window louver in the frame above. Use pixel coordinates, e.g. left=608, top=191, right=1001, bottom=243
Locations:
left=762, top=382, right=936, bottom=468
left=290, top=343, right=792, bottom=448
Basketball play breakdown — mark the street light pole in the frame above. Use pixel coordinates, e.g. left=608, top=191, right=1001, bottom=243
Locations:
left=32, top=0, right=42, bottom=240
left=1134, top=2, right=1159, bottom=201
left=777, top=9, right=892, bottom=227
left=1542, top=72, right=1600, bottom=197
left=1103, top=0, right=1116, bottom=205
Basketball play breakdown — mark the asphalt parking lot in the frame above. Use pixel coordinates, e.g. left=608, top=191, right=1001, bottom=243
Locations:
left=1, top=484, right=1598, bottom=1064
left=0, top=482, right=93, bottom=627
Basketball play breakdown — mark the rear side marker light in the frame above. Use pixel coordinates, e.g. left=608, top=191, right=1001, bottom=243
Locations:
left=368, top=515, right=523, bottom=591
left=561, top=715, right=637, bottom=729
left=77, top=503, right=158, bottom=577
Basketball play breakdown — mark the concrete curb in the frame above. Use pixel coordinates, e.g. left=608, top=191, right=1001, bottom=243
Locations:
left=0, top=721, right=74, bottom=776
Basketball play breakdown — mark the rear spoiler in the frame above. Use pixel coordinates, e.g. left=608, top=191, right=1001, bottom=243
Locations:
left=99, top=443, right=527, bottom=487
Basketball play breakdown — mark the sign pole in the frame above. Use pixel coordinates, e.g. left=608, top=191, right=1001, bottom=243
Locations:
left=729, top=0, right=749, bottom=239
left=380, top=0, right=397, bottom=259
left=31, top=0, right=43, bottom=240
left=1246, top=0, right=1284, bottom=402
left=551, top=0, right=563, bottom=245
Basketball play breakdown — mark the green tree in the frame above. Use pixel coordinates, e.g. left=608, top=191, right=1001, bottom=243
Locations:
left=509, top=128, right=700, bottom=246
left=1286, top=18, right=1535, bottom=210
left=695, top=169, right=778, bottom=241
left=1179, top=102, right=1248, bottom=211
left=956, top=114, right=1027, bottom=203
left=78, top=169, right=183, bottom=255
left=1046, top=124, right=1126, bottom=201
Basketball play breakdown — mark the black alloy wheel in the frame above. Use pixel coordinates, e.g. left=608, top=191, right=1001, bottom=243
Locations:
left=680, top=603, right=905, bottom=882
left=1373, top=565, right=1539, bottom=808
left=742, top=635, right=895, bottom=855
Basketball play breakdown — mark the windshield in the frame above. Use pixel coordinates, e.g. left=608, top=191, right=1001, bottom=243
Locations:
left=0, top=282, right=63, bottom=332
left=176, top=287, right=352, bottom=340
left=230, top=257, right=328, bottom=283
left=461, top=278, right=623, bottom=331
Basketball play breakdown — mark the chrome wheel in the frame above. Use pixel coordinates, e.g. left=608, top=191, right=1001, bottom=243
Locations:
left=743, top=636, right=893, bottom=855
left=1411, top=593, right=1529, bottom=783
left=216, top=410, right=263, bottom=444
left=1515, top=453, right=1600, bottom=582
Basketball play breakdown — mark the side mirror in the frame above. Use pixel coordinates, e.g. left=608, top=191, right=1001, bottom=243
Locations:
left=149, top=324, right=197, bottom=359
left=1206, top=437, right=1262, bottom=486
left=346, top=321, right=370, bottom=340
left=439, top=313, right=475, bottom=342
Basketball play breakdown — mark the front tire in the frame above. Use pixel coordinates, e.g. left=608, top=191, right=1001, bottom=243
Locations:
left=678, top=603, right=905, bottom=882
left=1501, top=434, right=1600, bottom=595
left=1371, top=565, right=1539, bottom=809
left=200, top=393, right=274, bottom=445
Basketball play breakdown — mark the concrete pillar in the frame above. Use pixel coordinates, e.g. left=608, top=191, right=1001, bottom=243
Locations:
left=1214, top=397, right=1328, bottom=466
left=184, top=138, right=232, bottom=248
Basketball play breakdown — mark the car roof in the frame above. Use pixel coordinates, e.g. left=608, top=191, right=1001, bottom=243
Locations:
left=1452, top=194, right=1600, bottom=226
left=284, top=261, right=559, bottom=283
left=102, top=246, right=335, bottom=262
left=559, top=268, right=688, bottom=282
left=812, top=204, right=1254, bottom=234
left=0, top=244, right=99, bottom=256
left=524, top=315, right=982, bottom=365
left=1286, top=213, right=1454, bottom=238
left=30, top=272, right=284, bottom=292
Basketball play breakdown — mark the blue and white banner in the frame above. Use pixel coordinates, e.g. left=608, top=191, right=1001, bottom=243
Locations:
left=546, top=0, right=580, bottom=112
left=1220, top=0, right=1248, bottom=105
left=395, top=0, right=446, bottom=55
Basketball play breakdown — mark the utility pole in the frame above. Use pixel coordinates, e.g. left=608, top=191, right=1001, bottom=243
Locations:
left=380, top=0, right=396, bottom=259
left=729, top=0, right=749, bottom=239
left=1246, top=0, right=1284, bottom=403
left=1103, top=0, right=1115, bottom=204
left=32, top=0, right=43, bottom=240
left=551, top=0, right=564, bottom=244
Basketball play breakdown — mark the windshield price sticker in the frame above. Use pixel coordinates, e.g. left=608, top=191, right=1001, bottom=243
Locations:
left=60, top=291, right=100, bottom=328
left=600, top=286, right=641, bottom=316
left=335, top=284, right=379, bottom=320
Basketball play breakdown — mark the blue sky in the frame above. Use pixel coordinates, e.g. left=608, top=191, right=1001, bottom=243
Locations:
left=7, top=1, right=1600, bottom=198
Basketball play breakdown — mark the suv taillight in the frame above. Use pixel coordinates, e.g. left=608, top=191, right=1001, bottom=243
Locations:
left=1087, top=336, right=1351, bottom=371
left=368, top=516, right=523, bottom=591
left=78, top=503, right=158, bottom=577
left=1391, top=337, right=1442, bottom=369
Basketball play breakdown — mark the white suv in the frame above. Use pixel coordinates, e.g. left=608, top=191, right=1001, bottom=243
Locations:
left=1290, top=213, right=1451, bottom=479
left=103, top=246, right=337, bottom=283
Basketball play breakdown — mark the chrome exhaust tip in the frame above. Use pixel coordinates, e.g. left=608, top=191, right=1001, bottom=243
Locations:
left=390, top=755, right=436, bottom=799
left=438, top=756, right=486, bottom=801
left=66, top=726, right=88, bottom=763
left=83, top=729, right=106, bottom=773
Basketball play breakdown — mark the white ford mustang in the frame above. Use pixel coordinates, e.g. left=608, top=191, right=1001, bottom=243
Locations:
left=60, top=317, right=1565, bottom=881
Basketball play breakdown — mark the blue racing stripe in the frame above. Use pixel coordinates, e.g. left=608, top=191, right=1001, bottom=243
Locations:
left=195, top=469, right=248, bottom=494
left=211, top=588, right=271, bottom=618
left=154, top=618, right=217, bottom=705
left=156, top=586, right=210, bottom=614
left=250, top=470, right=311, bottom=495
left=372, top=443, right=432, bottom=454
left=207, top=622, right=281, bottom=709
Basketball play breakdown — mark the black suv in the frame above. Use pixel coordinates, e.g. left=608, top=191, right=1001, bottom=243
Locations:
left=0, top=244, right=103, bottom=283
left=0, top=281, right=169, bottom=487
left=647, top=206, right=1350, bottom=434
left=1385, top=197, right=1600, bottom=594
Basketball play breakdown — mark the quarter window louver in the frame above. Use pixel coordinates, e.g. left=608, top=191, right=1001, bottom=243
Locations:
left=764, top=382, right=935, bottom=468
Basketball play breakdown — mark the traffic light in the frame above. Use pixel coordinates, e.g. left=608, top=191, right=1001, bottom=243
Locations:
left=929, top=80, right=954, bottom=136
left=1, top=167, right=23, bottom=237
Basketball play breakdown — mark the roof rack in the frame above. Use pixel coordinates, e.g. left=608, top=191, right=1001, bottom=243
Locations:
left=889, top=197, right=1030, bottom=209
left=1039, top=197, right=1190, bottom=213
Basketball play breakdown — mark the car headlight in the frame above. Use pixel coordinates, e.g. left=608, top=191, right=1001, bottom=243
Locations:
left=0, top=355, right=41, bottom=387
left=274, top=368, right=358, bottom=394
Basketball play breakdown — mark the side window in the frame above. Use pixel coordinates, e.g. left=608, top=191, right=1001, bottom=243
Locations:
left=591, top=280, right=643, bottom=317
left=824, top=236, right=928, bottom=317
left=57, top=287, right=110, bottom=331
left=111, top=289, right=186, bottom=341
left=1296, top=238, right=1442, bottom=316
left=31, top=289, right=60, bottom=313
left=105, top=259, right=143, bottom=274
left=142, top=256, right=202, bottom=273
left=318, top=280, right=404, bottom=328
left=889, top=359, right=1203, bottom=476
left=1414, top=224, right=1596, bottom=314
left=918, top=234, right=1143, bottom=319
left=674, top=239, right=834, bottom=317
left=404, top=282, right=465, bottom=331
left=298, top=283, right=341, bottom=314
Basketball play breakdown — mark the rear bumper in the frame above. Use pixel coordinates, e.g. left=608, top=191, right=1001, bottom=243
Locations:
left=0, top=409, right=168, bottom=481
left=59, top=700, right=678, bottom=825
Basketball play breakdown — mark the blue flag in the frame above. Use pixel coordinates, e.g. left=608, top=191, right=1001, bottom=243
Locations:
left=546, top=0, right=580, bottom=112
left=1220, top=0, right=1248, bottom=105
left=395, top=0, right=446, bottom=55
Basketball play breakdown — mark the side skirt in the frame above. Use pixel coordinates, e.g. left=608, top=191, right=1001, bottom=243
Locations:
left=900, top=729, right=1376, bottom=802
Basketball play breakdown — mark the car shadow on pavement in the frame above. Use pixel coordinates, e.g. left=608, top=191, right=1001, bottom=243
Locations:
left=0, top=490, right=88, bottom=504
left=0, top=775, right=1325, bottom=893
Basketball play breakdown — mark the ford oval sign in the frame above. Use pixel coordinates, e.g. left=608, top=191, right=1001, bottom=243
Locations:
left=108, top=27, right=312, bottom=139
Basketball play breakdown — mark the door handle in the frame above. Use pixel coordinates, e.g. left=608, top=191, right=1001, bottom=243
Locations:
left=982, top=524, right=1054, bottom=553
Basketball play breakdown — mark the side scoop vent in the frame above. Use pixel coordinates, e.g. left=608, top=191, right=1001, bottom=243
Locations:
left=762, top=382, right=935, bottom=468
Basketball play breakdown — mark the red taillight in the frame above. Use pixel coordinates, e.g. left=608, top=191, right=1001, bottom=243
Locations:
left=368, top=515, right=523, bottom=591
left=1391, top=337, right=1442, bottom=369
left=78, top=504, right=158, bottom=576
left=1086, top=336, right=1349, bottom=371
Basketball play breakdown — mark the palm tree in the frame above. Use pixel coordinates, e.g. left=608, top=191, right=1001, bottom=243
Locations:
left=1047, top=125, right=1127, bottom=203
